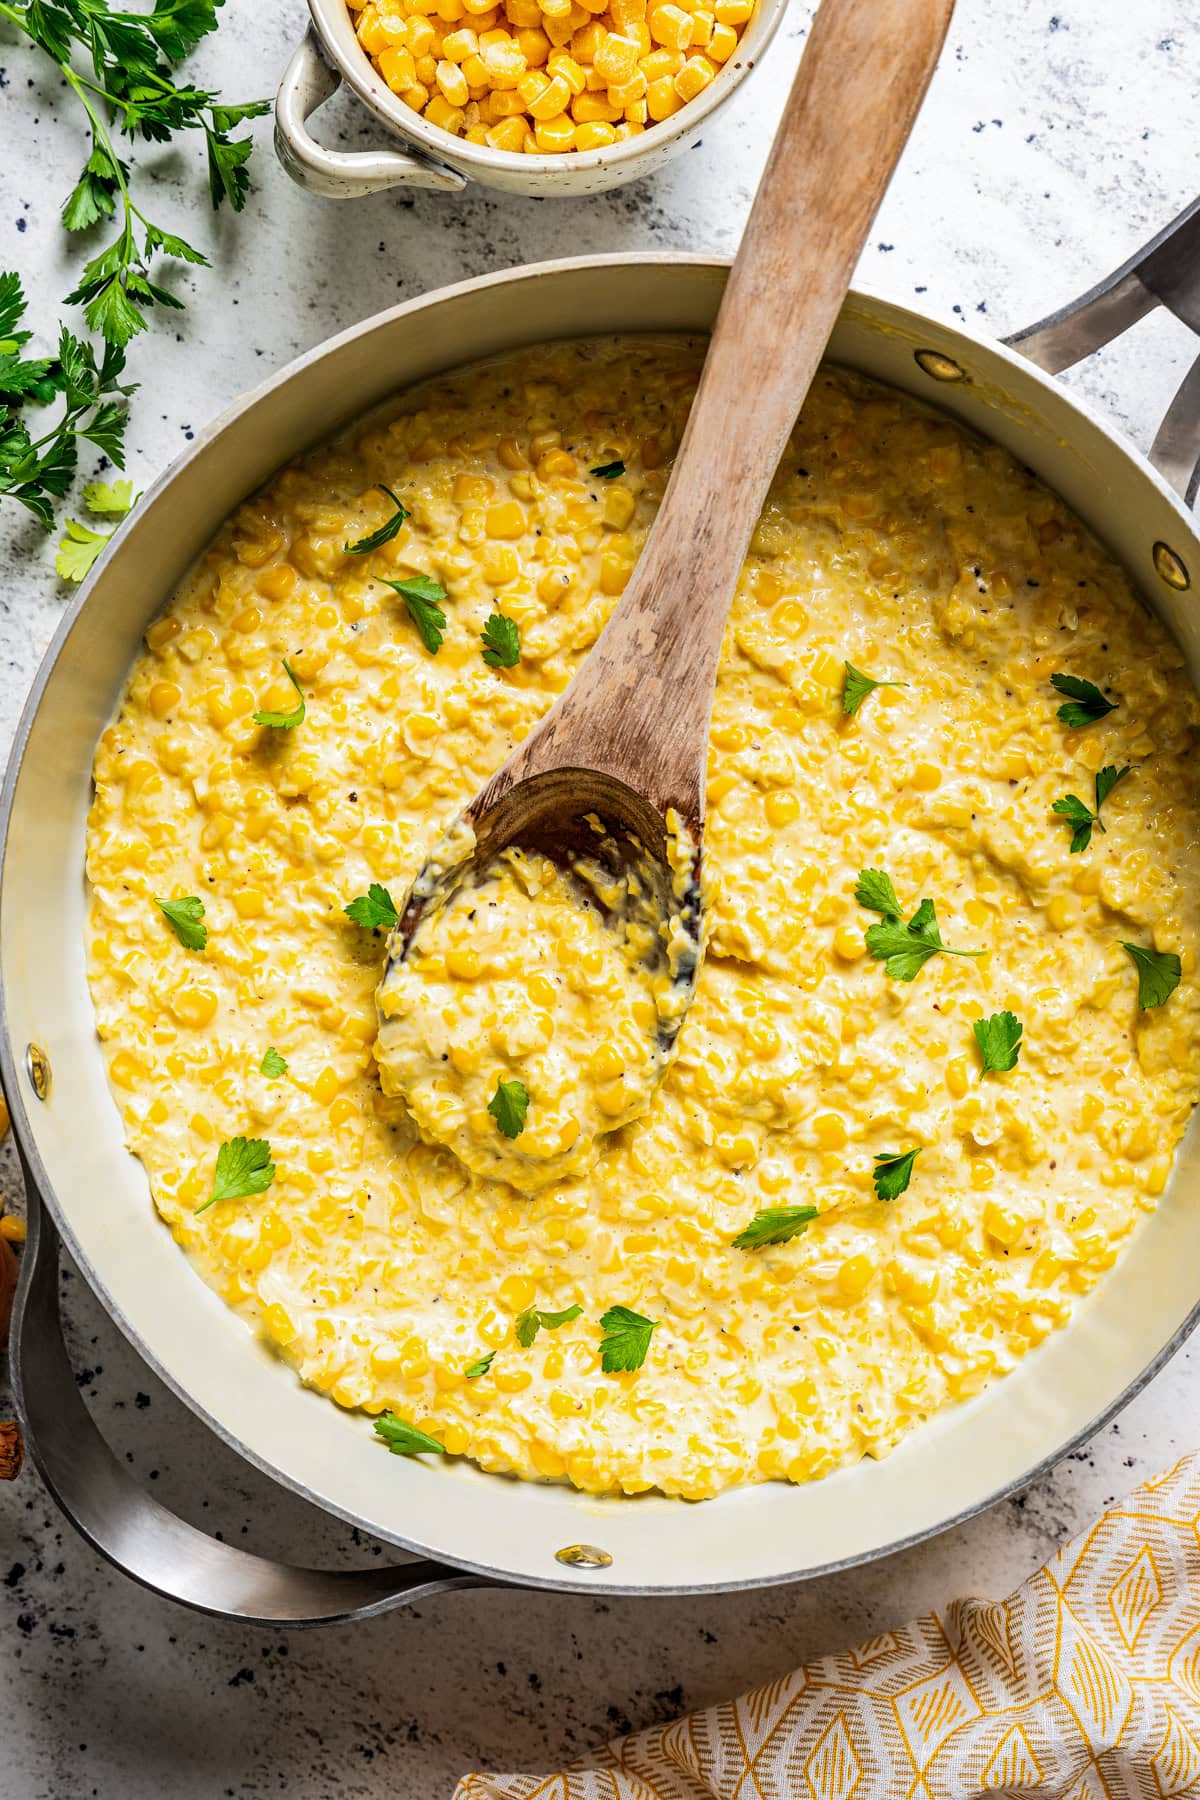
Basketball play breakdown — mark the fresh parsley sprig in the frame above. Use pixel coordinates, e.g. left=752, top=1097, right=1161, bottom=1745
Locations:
left=55, top=473, right=136, bottom=580
left=515, top=1303, right=582, bottom=1348
left=488, top=1077, right=529, bottom=1140
left=373, top=1413, right=445, bottom=1457
left=873, top=1149, right=918, bottom=1201
left=1052, top=765, right=1130, bottom=854
left=156, top=893, right=206, bottom=950
left=973, top=1010, right=1022, bottom=1074
left=855, top=869, right=981, bottom=981
left=253, top=659, right=306, bottom=730
left=598, top=1304, right=657, bottom=1373
left=344, top=883, right=400, bottom=932
left=194, top=1135, right=274, bottom=1214
left=1122, top=941, right=1181, bottom=1010
left=481, top=612, right=520, bottom=669
left=384, top=574, right=447, bottom=654
left=842, top=661, right=907, bottom=717
left=1, top=0, right=268, bottom=352
left=1, top=275, right=135, bottom=530
left=1051, top=672, right=1117, bottom=729
left=464, top=1351, right=495, bottom=1380
left=345, top=485, right=409, bottom=555
left=260, top=1047, right=287, bottom=1078
left=731, top=1205, right=818, bottom=1249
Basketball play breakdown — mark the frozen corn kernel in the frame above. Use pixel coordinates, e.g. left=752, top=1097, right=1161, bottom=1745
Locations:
left=575, top=118, right=617, bottom=148
left=648, top=3, right=692, bottom=46
left=534, top=111, right=576, bottom=148
left=673, top=51, right=714, bottom=99
left=646, top=72, right=682, bottom=117
left=528, top=70, right=571, bottom=115
left=357, top=0, right=750, bottom=139
left=593, top=30, right=639, bottom=81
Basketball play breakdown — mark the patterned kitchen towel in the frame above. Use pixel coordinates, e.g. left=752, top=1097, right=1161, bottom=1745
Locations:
left=454, top=1451, right=1200, bottom=1798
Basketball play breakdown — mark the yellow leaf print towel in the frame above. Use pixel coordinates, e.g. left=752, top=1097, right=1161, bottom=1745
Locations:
left=456, top=1453, right=1200, bottom=1798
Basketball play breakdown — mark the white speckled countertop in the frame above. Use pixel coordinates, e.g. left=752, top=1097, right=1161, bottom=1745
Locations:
left=2, top=2, right=1200, bottom=1794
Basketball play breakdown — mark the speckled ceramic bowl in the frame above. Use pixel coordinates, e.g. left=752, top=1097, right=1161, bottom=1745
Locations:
left=274, top=0, right=790, bottom=198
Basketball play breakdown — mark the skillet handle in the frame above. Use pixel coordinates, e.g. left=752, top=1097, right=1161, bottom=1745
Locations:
left=274, top=26, right=465, bottom=198
left=7, top=1152, right=494, bottom=1626
left=1005, top=195, right=1200, bottom=508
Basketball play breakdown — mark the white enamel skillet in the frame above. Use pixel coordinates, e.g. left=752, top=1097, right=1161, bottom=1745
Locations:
left=2, top=135, right=1200, bottom=1630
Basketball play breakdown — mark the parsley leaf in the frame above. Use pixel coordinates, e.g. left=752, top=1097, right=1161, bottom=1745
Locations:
left=973, top=1010, right=1023, bottom=1074
left=2, top=295, right=137, bottom=535
left=260, top=1047, right=287, bottom=1078
left=488, top=1077, right=529, bottom=1139
left=481, top=612, right=520, bottom=669
left=857, top=876, right=982, bottom=981
left=842, top=661, right=907, bottom=717
left=464, top=1351, right=495, bottom=1380
left=1122, top=941, right=1182, bottom=1010
left=253, top=658, right=306, bottom=729
left=731, top=1205, right=819, bottom=1249
left=55, top=516, right=112, bottom=582
left=156, top=894, right=207, bottom=951
left=55, top=471, right=139, bottom=581
left=82, top=476, right=135, bottom=515
left=345, top=484, right=409, bottom=555
left=0, top=11, right=262, bottom=540
left=344, top=883, right=400, bottom=932
left=1051, top=672, right=1117, bottom=729
left=373, top=1413, right=445, bottom=1457
left=1052, top=764, right=1130, bottom=853
left=873, top=1149, right=919, bottom=1201
left=1051, top=792, right=1095, bottom=855
left=598, top=1304, right=657, bottom=1373
left=854, top=868, right=901, bottom=917
left=384, top=574, right=447, bottom=654
left=195, top=1135, right=275, bottom=1214
left=515, top=1303, right=583, bottom=1348
left=590, top=460, right=625, bottom=479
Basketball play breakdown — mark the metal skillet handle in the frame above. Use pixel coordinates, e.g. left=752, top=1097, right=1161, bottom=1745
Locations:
left=8, top=1152, right=492, bottom=1626
left=274, top=26, right=464, bottom=198
left=1005, top=194, right=1200, bottom=507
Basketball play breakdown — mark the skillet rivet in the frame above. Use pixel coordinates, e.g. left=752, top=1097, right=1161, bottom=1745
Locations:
left=25, top=1043, right=50, bottom=1102
left=1153, top=541, right=1191, bottom=592
left=555, top=1543, right=613, bottom=1569
left=914, top=349, right=966, bottom=383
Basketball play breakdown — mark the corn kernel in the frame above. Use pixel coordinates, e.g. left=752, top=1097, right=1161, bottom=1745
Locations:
left=763, top=790, right=799, bottom=828
left=528, top=70, right=571, bottom=114
left=486, top=499, right=527, bottom=537
left=574, top=119, right=617, bottom=148
left=648, top=2, right=692, bottom=46
left=593, top=30, right=639, bottom=81
left=673, top=51, right=714, bottom=99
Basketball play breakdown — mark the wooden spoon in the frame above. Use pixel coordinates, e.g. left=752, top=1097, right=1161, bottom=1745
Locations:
left=390, top=0, right=955, bottom=1022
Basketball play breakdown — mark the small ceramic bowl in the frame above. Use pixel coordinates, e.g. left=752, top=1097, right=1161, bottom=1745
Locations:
left=274, top=0, right=791, bottom=199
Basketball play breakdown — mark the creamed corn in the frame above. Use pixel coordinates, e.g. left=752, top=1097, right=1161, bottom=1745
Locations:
left=86, top=337, right=1200, bottom=1500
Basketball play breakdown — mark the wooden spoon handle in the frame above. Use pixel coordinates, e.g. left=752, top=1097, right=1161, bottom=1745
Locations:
left=493, top=0, right=954, bottom=827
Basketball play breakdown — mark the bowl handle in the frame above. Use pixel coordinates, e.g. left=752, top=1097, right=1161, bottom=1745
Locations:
left=1006, top=195, right=1200, bottom=508
left=7, top=1150, right=495, bottom=1625
left=274, top=26, right=465, bottom=198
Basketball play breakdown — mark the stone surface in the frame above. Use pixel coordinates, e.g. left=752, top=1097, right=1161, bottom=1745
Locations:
left=2, top=0, right=1199, bottom=1794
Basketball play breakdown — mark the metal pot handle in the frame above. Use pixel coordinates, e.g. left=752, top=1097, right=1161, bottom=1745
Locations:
left=274, top=26, right=465, bottom=198
left=1005, top=194, right=1200, bottom=508
left=7, top=1152, right=492, bottom=1625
